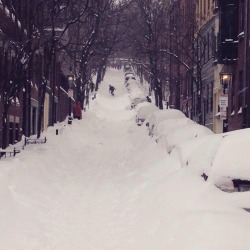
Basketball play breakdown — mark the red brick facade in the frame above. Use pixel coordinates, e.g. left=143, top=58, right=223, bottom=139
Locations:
left=0, top=1, right=70, bottom=148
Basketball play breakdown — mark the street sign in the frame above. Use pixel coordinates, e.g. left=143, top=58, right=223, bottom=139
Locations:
left=219, top=95, right=228, bottom=108
left=220, top=110, right=227, bottom=120
left=68, top=89, right=73, bottom=98
left=219, top=95, right=228, bottom=120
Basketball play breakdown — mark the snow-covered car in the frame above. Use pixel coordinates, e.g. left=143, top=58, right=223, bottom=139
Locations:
left=125, top=74, right=137, bottom=88
left=206, top=128, right=250, bottom=191
left=171, top=127, right=250, bottom=192
left=153, top=117, right=195, bottom=142
left=146, top=109, right=186, bottom=136
left=136, top=103, right=158, bottom=126
left=125, top=75, right=136, bottom=82
left=164, top=123, right=213, bottom=153
left=131, top=96, right=148, bottom=109
left=126, top=80, right=138, bottom=90
left=125, top=71, right=134, bottom=76
left=124, top=64, right=132, bottom=71
left=125, top=72, right=134, bottom=79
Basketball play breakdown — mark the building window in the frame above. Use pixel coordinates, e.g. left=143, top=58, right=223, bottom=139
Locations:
left=209, top=82, right=213, bottom=111
left=220, top=1, right=239, bottom=41
left=211, top=28, right=216, bottom=59
left=9, top=122, right=14, bottom=145
left=15, top=123, right=19, bottom=143
left=240, top=0, right=245, bottom=32
left=231, top=75, right=235, bottom=112
left=215, top=0, right=218, bottom=7
left=200, top=0, right=203, bottom=19
left=193, top=92, right=197, bottom=116
left=207, top=32, right=210, bottom=60
left=204, top=0, right=206, bottom=17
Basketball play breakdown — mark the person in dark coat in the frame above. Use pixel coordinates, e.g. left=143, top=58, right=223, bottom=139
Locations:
left=109, top=85, right=116, bottom=96
left=146, top=96, right=152, bottom=102
left=73, top=101, right=82, bottom=119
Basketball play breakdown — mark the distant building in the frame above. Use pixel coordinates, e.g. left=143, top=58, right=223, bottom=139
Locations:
left=213, top=0, right=249, bottom=133
left=194, top=0, right=215, bottom=130
left=227, top=0, right=250, bottom=131
left=179, top=0, right=196, bottom=119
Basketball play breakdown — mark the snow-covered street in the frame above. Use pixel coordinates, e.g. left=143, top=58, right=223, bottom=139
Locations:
left=1, top=68, right=250, bottom=250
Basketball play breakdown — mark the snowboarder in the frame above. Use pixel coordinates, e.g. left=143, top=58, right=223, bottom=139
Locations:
left=109, top=85, right=116, bottom=96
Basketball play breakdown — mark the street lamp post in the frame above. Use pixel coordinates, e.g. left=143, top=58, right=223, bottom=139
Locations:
left=166, top=78, right=170, bottom=109
left=219, top=73, right=232, bottom=132
left=220, top=73, right=231, bottom=95
left=67, top=75, right=74, bottom=119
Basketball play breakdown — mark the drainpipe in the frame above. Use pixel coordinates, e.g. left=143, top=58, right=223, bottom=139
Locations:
left=243, top=0, right=249, bottom=127
left=169, top=4, right=172, bottom=108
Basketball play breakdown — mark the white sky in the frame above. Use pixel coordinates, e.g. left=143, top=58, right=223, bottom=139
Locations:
left=0, top=68, right=250, bottom=250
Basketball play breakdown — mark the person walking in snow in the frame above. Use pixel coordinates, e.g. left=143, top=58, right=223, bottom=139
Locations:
left=73, top=101, right=82, bottom=119
left=146, top=96, right=152, bottom=103
left=109, top=85, right=116, bottom=96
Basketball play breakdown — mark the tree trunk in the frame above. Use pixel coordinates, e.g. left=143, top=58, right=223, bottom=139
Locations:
left=22, top=82, right=28, bottom=137
left=175, top=80, right=181, bottom=110
left=95, top=65, right=103, bottom=91
left=37, top=79, right=47, bottom=138
left=79, top=64, right=89, bottom=108
left=197, top=68, right=203, bottom=125
left=157, top=82, right=164, bottom=110
left=27, top=80, right=31, bottom=136
left=150, top=56, right=163, bottom=109
left=102, top=66, right=106, bottom=80
left=37, top=45, right=54, bottom=138
left=2, top=103, right=9, bottom=149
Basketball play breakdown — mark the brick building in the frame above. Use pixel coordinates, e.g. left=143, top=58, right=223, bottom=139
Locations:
left=0, top=0, right=70, bottom=149
left=179, top=0, right=196, bottom=119
left=180, top=0, right=249, bottom=133
left=213, top=0, right=250, bottom=133
left=194, top=0, right=215, bottom=130
left=227, top=0, right=250, bottom=131
left=0, top=2, right=24, bottom=147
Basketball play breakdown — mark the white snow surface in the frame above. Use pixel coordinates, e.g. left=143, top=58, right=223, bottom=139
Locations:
left=1, top=68, right=250, bottom=250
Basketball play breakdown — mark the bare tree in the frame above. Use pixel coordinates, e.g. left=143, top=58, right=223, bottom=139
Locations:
left=93, top=3, right=130, bottom=91
left=123, top=0, right=169, bottom=109
left=36, top=0, right=90, bottom=137
left=165, top=2, right=213, bottom=124
left=66, top=0, right=129, bottom=107
left=0, top=0, right=43, bottom=147
left=155, top=1, right=214, bottom=125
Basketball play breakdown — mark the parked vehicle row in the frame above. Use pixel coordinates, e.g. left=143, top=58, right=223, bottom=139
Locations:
left=125, top=72, right=136, bottom=82
left=135, top=103, right=158, bottom=126
left=123, top=65, right=150, bottom=109
left=146, top=109, right=186, bottom=137
left=135, top=105, right=250, bottom=192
